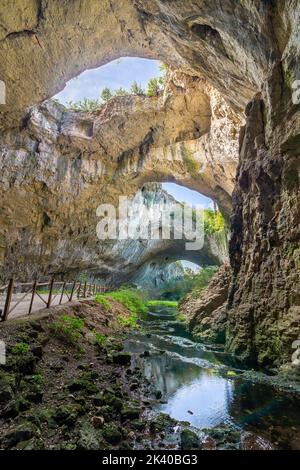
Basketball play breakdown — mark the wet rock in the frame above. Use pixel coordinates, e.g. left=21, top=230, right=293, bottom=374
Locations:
left=0, top=400, right=19, bottom=419
left=102, top=423, right=122, bottom=445
left=0, top=381, right=13, bottom=404
left=16, top=353, right=36, bottom=375
left=112, top=352, right=131, bottom=365
left=1, top=425, right=34, bottom=448
left=31, top=344, right=43, bottom=359
left=53, top=405, right=81, bottom=427
left=25, top=386, right=43, bottom=403
left=180, top=429, right=199, bottom=450
left=155, top=390, right=162, bottom=399
left=200, top=435, right=217, bottom=450
left=240, top=432, right=274, bottom=450
left=67, top=378, right=98, bottom=394
left=91, top=416, right=105, bottom=429
left=131, top=419, right=146, bottom=431
left=121, top=406, right=140, bottom=421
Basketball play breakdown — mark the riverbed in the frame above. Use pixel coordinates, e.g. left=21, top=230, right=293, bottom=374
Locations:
left=125, top=305, right=300, bottom=450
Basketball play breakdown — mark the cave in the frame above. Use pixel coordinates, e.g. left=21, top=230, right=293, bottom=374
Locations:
left=0, top=0, right=299, bottom=454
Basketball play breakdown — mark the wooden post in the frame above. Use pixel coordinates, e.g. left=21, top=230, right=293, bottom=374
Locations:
left=77, top=282, right=81, bottom=299
left=83, top=281, right=87, bottom=298
left=47, top=278, right=54, bottom=308
left=70, top=281, right=76, bottom=302
left=2, top=278, right=14, bottom=321
left=28, top=280, right=37, bottom=315
left=59, top=281, right=66, bottom=305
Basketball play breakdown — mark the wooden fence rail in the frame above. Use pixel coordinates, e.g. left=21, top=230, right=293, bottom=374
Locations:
left=0, top=278, right=110, bottom=322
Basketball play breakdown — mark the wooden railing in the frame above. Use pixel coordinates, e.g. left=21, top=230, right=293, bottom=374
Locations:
left=0, top=278, right=110, bottom=322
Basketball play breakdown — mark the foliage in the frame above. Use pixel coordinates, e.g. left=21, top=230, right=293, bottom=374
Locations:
left=130, top=81, right=145, bottom=95
left=50, top=315, right=85, bottom=345
left=95, top=294, right=111, bottom=312
left=30, top=373, right=44, bottom=385
left=94, top=332, right=107, bottom=347
left=147, top=77, right=161, bottom=97
left=12, top=342, right=29, bottom=355
left=101, top=87, right=113, bottom=102
left=147, top=300, right=178, bottom=308
left=105, top=288, right=148, bottom=314
left=203, top=209, right=225, bottom=235
left=65, top=98, right=100, bottom=112
left=114, top=87, right=129, bottom=97
left=117, top=312, right=138, bottom=328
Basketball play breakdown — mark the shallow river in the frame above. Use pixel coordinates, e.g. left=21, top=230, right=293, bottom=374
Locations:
left=124, top=305, right=300, bottom=449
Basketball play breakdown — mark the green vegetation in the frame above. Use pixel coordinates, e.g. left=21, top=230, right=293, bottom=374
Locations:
left=130, top=81, right=144, bottom=95
left=11, top=342, right=29, bottom=355
left=65, top=98, right=100, bottom=112
left=100, top=288, right=148, bottom=314
left=203, top=209, right=225, bottom=235
left=147, top=300, right=178, bottom=308
left=95, top=294, right=111, bottom=312
left=94, top=332, right=107, bottom=347
left=50, top=315, right=85, bottom=345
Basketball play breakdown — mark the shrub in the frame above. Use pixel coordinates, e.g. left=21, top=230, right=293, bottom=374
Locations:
left=12, top=342, right=29, bottom=354
left=147, top=300, right=178, bottom=308
left=94, top=332, right=107, bottom=347
left=147, top=77, right=161, bottom=97
left=95, top=295, right=111, bottom=312
left=100, top=87, right=113, bottom=102
left=130, top=81, right=145, bottom=95
left=105, top=288, right=148, bottom=314
left=50, top=315, right=84, bottom=345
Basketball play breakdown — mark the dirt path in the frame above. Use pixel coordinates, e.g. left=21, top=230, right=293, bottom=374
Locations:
left=0, top=293, right=93, bottom=321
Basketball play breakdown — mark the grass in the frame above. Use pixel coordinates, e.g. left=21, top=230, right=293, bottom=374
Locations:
left=97, top=288, right=148, bottom=314
left=95, top=288, right=148, bottom=330
left=50, top=314, right=85, bottom=345
left=147, top=300, right=178, bottom=308
left=94, top=332, right=108, bottom=347
left=11, top=342, right=29, bottom=354
left=95, top=295, right=111, bottom=312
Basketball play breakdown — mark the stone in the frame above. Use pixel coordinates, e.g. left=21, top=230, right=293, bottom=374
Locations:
left=112, top=352, right=132, bottom=366
left=180, top=429, right=199, bottom=450
left=91, top=416, right=105, bottom=429
left=2, top=425, right=34, bottom=448
left=121, top=406, right=140, bottom=421
left=102, top=423, right=122, bottom=445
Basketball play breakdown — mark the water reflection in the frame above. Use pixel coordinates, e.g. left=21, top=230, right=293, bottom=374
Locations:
left=125, top=305, right=300, bottom=448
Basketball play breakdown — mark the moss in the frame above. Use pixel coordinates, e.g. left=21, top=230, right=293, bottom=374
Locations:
left=11, top=342, right=29, bottom=355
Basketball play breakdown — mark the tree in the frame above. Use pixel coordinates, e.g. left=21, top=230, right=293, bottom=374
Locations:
left=130, top=81, right=145, bottom=95
left=100, top=87, right=113, bottom=102
left=147, top=77, right=160, bottom=97
left=114, top=87, right=129, bottom=97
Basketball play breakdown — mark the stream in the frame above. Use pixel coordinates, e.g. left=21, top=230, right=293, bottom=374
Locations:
left=124, top=305, right=300, bottom=449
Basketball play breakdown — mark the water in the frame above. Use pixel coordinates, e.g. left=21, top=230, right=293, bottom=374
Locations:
left=124, top=305, right=300, bottom=449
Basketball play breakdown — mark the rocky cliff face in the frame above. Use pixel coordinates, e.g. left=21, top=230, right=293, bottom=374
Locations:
left=0, top=1, right=299, bottom=365
left=180, top=264, right=231, bottom=344
left=0, top=74, right=235, bottom=282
